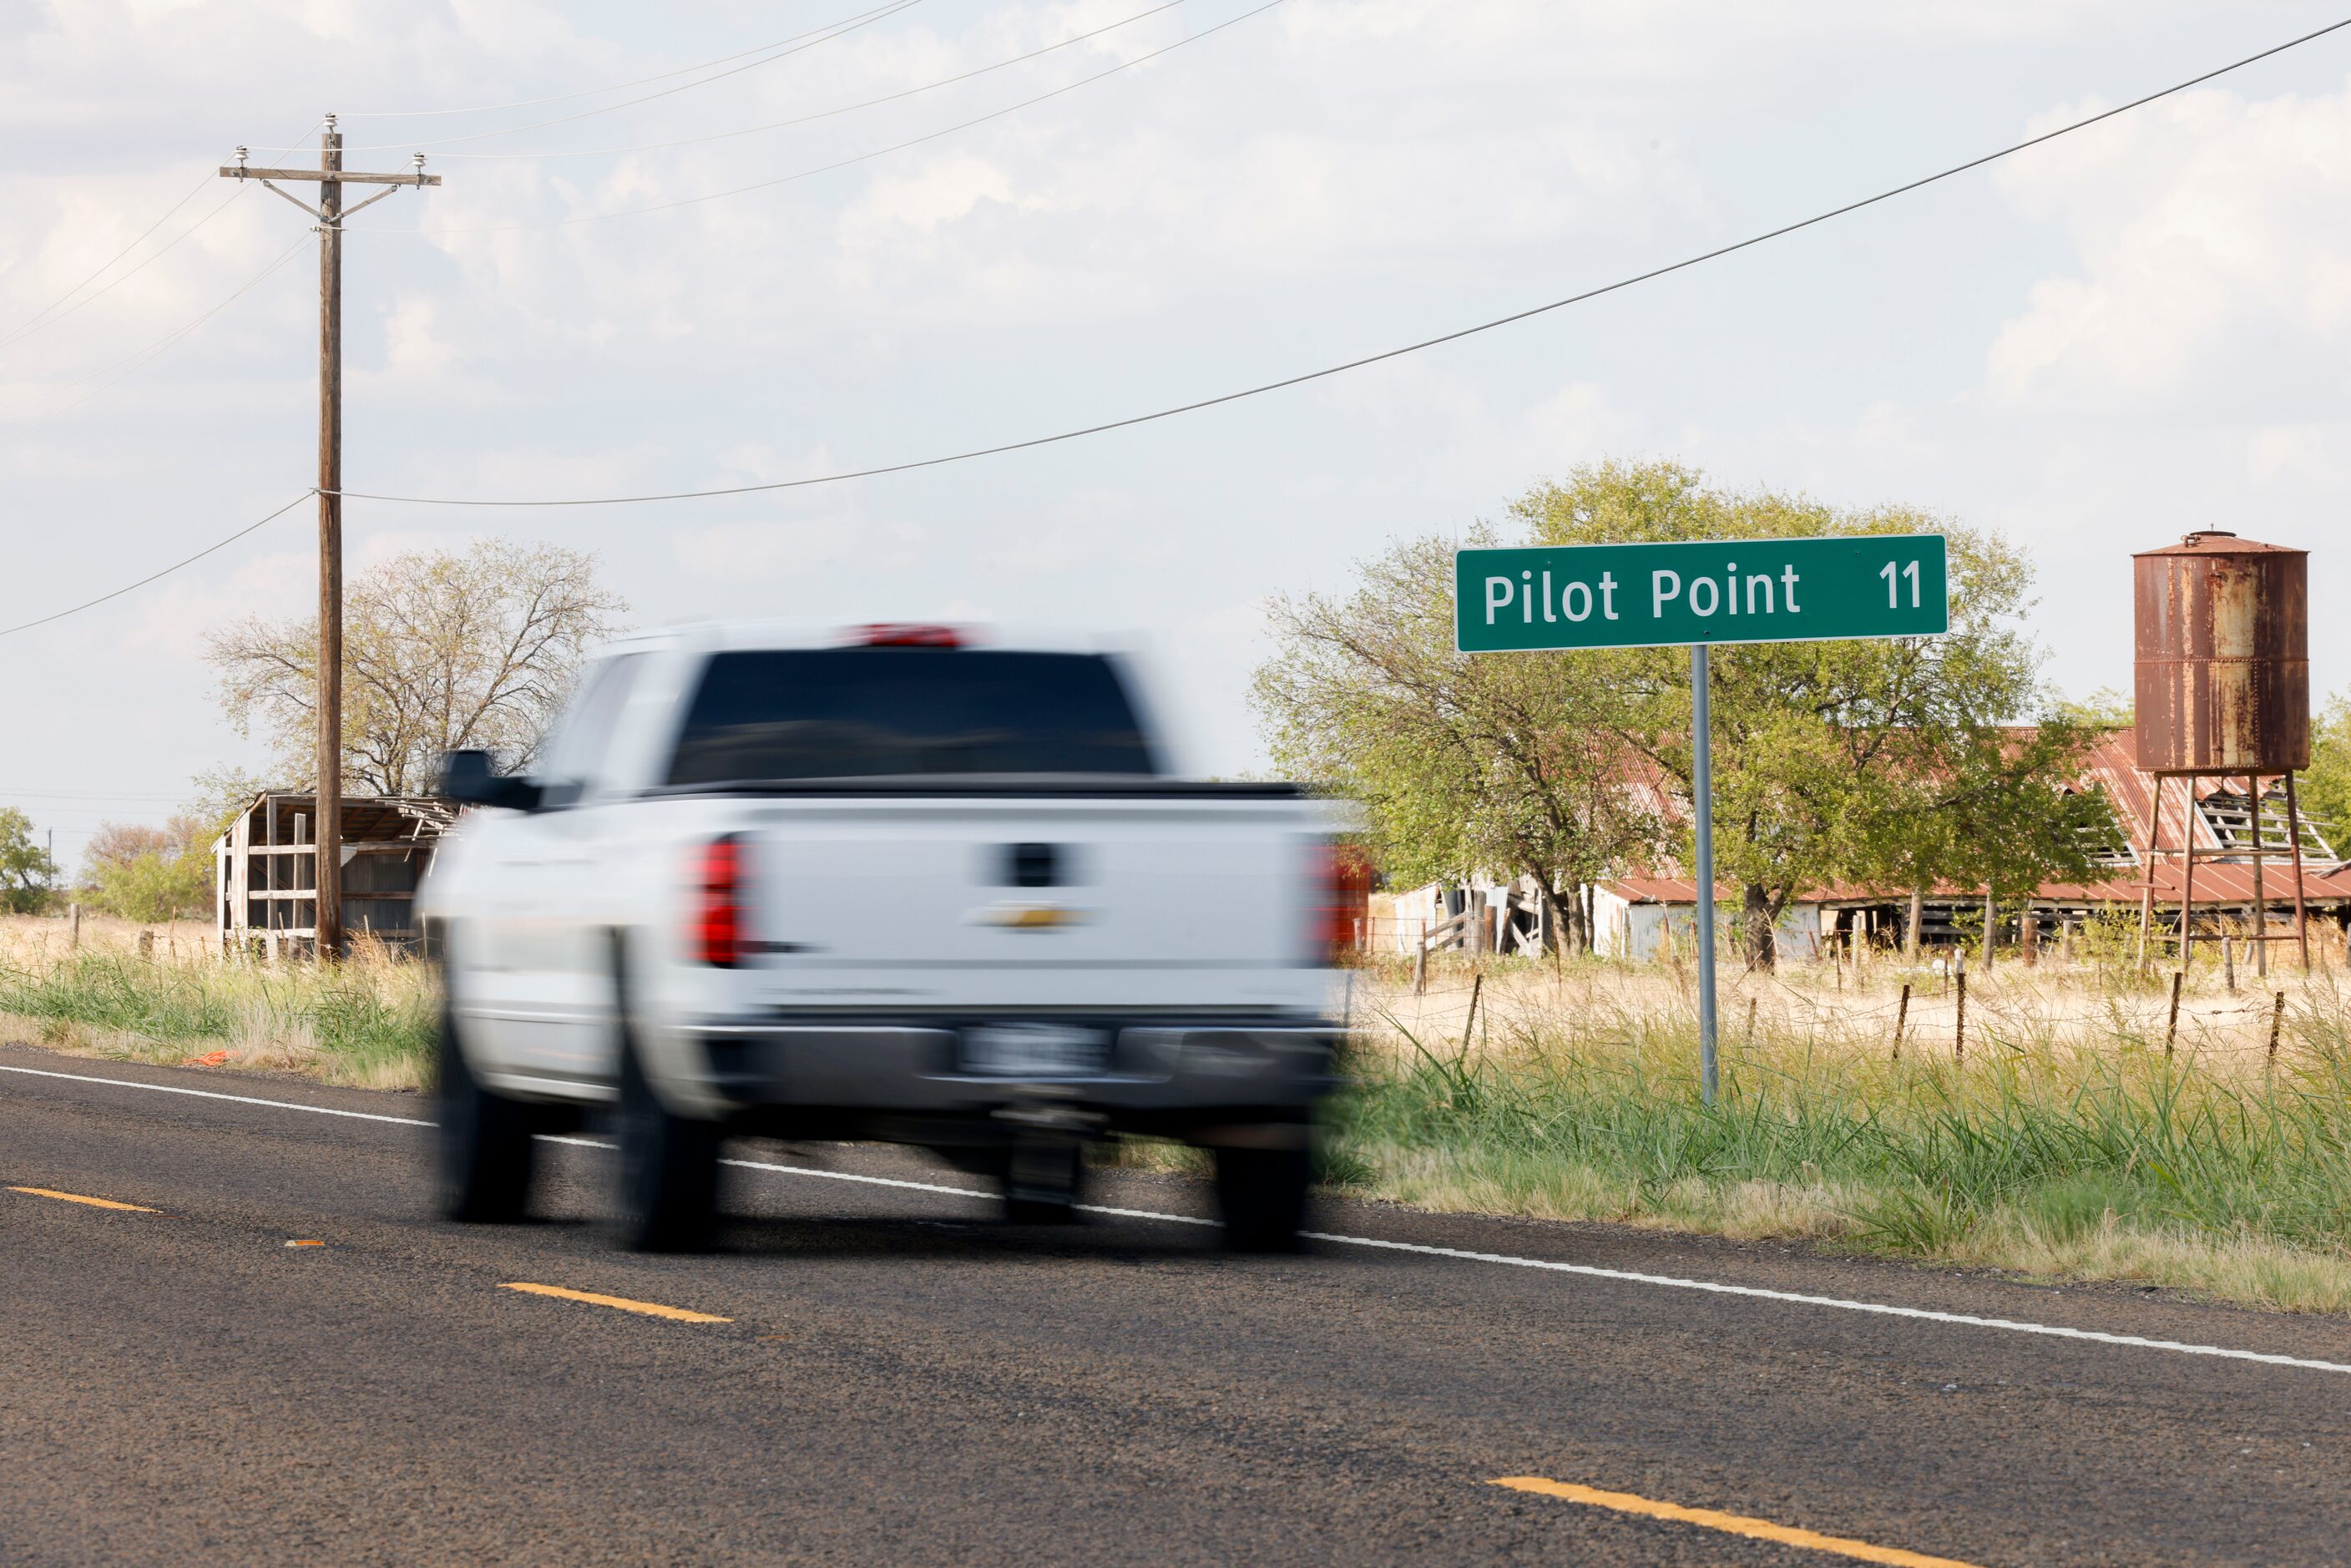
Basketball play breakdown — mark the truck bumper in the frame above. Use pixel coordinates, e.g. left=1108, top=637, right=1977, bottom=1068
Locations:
left=688, top=1017, right=1340, bottom=1124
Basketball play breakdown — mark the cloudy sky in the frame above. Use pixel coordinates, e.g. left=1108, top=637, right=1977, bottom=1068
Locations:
left=5, top=0, right=2349, bottom=867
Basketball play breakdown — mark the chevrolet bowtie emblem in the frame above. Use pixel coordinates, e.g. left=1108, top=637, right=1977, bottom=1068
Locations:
left=972, top=903, right=1089, bottom=930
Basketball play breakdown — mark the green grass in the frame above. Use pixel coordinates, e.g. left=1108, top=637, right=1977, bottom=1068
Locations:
left=0, top=932, right=435, bottom=1090
left=12, top=914, right=2351, bottom=1312
left=1325, top=981, right=2351, bottom=1312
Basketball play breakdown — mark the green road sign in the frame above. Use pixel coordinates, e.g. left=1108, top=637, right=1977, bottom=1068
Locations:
left=1454, top=534, right=1948, bottom=652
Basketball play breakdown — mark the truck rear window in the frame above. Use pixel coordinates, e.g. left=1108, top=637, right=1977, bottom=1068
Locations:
left=665, top=649, right=1159, bottom=784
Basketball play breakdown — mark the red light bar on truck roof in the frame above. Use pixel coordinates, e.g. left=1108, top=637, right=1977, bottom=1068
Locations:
left=846, top=624, right=963, bottom=648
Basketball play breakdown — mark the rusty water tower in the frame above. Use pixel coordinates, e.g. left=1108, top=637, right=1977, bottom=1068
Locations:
left=2131, top=529, right=2311, bottom=971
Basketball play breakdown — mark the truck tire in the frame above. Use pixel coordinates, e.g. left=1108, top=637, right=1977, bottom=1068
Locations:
left=612, top=1029, right=721, bottom=1253
left=436, top=1006, right=538, bottom=1223
left=1212, top=1142, right=1312, bottom=1254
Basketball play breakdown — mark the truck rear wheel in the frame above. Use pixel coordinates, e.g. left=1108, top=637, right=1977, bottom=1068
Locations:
left=612, top=1031, right=721, bottom=1253
left=1212, top=1141, right=1312, bottom=1254
left=436, top=1007, right=538, bottom=1224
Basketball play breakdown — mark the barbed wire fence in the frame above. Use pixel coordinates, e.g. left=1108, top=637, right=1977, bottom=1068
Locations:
left=1343, top=911, right=2351, bottom=1068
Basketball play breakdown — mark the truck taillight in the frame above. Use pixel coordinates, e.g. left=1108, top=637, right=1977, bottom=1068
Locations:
left=694, top=835, right=746, bottom=967
left=1314, top=842, right=1368, bottom=964
left=847, top=623, right=962, bottom=648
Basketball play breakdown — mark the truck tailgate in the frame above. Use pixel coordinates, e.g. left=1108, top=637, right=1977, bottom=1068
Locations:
left=737, top=796, right=1322, bottom=1012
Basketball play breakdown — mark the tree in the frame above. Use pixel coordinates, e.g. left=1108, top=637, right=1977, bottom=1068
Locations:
left=2050, top=686, right=2133, bottom=731
left=205, top=539, right=627, bottom=795
left=1257, top=459, right=2104, bottom=969
left=2303, top=692, right=2351, bottom=857
left=0, top=807, right=58, bottom=913
left=186, top=766, right=269, bottom=837
left=1514, top=462, right=2111, bottom=967
left=83, top=813, right=215, bottom=923
left=1254, top=534, right=1665, bottom=953
left=1836, top=721, right=2116, bottom=953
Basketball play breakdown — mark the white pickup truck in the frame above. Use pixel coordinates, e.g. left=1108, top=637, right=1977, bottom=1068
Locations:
left=417, top=621, right=1352, bottom=1253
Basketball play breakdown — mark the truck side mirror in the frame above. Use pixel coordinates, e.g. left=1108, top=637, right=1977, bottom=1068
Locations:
left=437, top=749, right=543, bottom=812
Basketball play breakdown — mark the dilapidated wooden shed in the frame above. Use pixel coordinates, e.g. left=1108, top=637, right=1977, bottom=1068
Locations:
left=213, top=792, right=451, bottom=956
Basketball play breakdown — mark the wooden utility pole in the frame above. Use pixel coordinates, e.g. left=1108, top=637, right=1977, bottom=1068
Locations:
left=220, top=119, right=437, bottom=956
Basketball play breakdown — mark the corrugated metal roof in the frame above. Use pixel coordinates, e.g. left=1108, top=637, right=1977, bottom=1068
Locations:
left=1599, top=728, right=2347, bottom=907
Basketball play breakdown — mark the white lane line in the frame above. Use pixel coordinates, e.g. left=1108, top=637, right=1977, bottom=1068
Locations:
left=0, top=1063, right=433, bottom=1125
left=1299, top=1232, right=2351, bottom=1376
left=9, top=1059, right=2347, bottom=1374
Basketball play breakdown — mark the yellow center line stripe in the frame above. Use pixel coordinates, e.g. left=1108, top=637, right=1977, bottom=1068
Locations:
left=1490, top=1477, right=1983, bottom=1568
left=8, top=1186, right=159, bottom=1213
left=499, top=1282, right=731, bottom=1323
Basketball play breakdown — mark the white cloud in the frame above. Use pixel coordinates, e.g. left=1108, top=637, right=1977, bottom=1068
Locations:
left=1987, top=76, right=2351, bottom=402
left=7, top=0, right=2351, bottom=813
left=377, top=296, right=456, bottom=377
left=673, top=514, right=858, bottom=581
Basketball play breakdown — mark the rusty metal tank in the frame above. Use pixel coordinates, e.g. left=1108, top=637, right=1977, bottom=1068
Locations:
left=2133, top=530, right=2308, bottom=774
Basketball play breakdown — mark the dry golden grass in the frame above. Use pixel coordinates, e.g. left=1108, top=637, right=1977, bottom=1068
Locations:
left=1362, top=937, right=2344, bottom=1075
left=0, top=913, right=433, bottom=1090
left=1331, top=943, right=2351, bottom=1315
left=12, top=907, right=2351, bottom=1315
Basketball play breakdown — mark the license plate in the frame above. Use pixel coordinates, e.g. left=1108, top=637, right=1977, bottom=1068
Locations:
left=961, top=1023, right=1109, bottom=1077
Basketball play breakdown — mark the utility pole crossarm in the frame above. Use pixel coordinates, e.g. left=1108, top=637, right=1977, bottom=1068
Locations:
left=218, top=166, right=441, bottom=186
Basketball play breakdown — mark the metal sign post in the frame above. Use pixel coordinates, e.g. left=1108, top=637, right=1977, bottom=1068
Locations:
left=1691, top=643, right=1719, bottom=1105
left=1452, top=533, right=1952, bottom=1110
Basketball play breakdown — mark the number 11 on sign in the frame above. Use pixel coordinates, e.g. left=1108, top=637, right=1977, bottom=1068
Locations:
left=1880, top=559, right=1922, bottom=608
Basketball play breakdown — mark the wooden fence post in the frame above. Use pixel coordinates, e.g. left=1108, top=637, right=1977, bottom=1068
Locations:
left=2223, top=934, right=2237, bottom=994
left=1459, top=971, right=1484, bottom=1054
left=69, top=902, right=82, bottom=948
left=2164, top=969, right=2184, bottom=1057
left=1955, top=971, right=1967, bottom=1060
left=2269, top=990, right=2286, bottom=1061
left=1893, top=983, right=1911, bottom=1061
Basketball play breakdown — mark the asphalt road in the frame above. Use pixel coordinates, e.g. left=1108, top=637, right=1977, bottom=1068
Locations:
left=8, top=1042, right=2351, bottom=1565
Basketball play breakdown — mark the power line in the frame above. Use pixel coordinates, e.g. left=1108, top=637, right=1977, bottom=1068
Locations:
left=11, top=14, right=2348, bottom=635
left=0, top=790, right=190, bottom=801
left=5, top=235, right=308, bottom=428
left=345, top=9, right=930, bottom=119
left=0, top=116, right=320, bottom=357
left=263, top=0, right=924, bottom=155
left=360, top=0, right=1282, bottom=235
left=415, top=0, right=1192, bottom=161
left=332, top=13, right=2351, bottom=508
left=0, top=493, right=312, bottom=640
left=0, top=185, right=249, bottom=355
left=0, top=170, right=214, bottom=343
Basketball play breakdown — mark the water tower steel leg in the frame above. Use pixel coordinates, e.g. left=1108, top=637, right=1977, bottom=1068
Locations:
left=2179, top=778, right=2197, bottom=971
left=2136, top=775, right=2164, bottom=969
left=2284, top=771, right=2311, bottom=972
left=2249, top=774, right=2268, bottom=979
